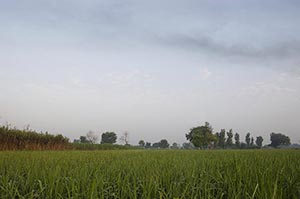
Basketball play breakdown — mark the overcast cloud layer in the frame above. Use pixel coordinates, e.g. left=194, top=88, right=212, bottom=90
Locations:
left=1, top=0, right=300, bottom=144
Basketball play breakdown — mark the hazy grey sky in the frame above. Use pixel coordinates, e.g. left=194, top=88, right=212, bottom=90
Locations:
left=1, top=0, right=300, bottom=144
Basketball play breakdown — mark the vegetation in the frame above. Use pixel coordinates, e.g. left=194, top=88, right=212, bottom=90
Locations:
left=186, top=122, right=216, bottom=148
left=270, top=133, right=291, bottom=148
left=71, top=143, right=139, bottom=150
left=0, top=126, right=69, bottom=150
left=101, top=132, right=117, bottom=144
left=0, top=150, right=299, bottom=198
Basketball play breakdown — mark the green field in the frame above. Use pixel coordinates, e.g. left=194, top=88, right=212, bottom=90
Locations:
left=0, top=150, right=299, bottom=199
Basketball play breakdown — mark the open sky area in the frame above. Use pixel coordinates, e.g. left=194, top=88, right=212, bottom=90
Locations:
left=1, top=0, right=300, bottom=145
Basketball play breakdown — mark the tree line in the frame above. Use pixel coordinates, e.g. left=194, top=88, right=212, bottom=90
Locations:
left=1, top=122, right=292, bottom=150
left=185, top=122, right=291, bottom=149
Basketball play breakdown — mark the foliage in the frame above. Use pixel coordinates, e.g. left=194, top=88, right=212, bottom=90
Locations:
left=270, top=132, right=291, bottom=148
left=145, top=142, right=151, bottom=148
left=250, top=137, right=254, bottom=146
left=71, top=143, right=139, bottom=150
left=159, top=139, right=169, bottom=149
left=101, top=132, right=117, bottom=144
left=182, top=142, right=194, bottom=149
left=152, top=142, right=160, bottom=148
left=226, top=129, right=233, bottom=147
left=245, top=133, right=251, bottom=146
left=216, top=129, right=226, bottom=148
left=170, top=142, right=179, bottom=149
left=138, top=140, right=145, bottom=147
left=0, top=126, right=69, bottom=150
left=186, top=122, right=216, bottom=148
left=0, top=150, right=299, bottom=198
left=256, top=136, right=264, bottom=148
left=79, top=136, right=90, bottom=143
left=234, top=133, right=240, bottom=147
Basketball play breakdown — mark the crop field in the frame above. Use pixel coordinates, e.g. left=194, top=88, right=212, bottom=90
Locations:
left=0, top=150, right=299, bottom=199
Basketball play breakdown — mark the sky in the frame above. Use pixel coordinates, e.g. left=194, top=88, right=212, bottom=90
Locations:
left=1, top=0, right=300, bottom=145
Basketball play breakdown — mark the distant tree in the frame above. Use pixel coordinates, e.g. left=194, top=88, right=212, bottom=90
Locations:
left=120, top=131, right=129, bottom=145
left=73, top=139, right=80, bottom=143
left=101, top=132, right=117, bottom=144
left=234, top=133, right=240, bottom=147
left=255, top=136, right=264, bottom=148
left=170, top=142, right=179, bottom=149
left=152, top=142, right=160, bottom=148
left=182, top=142, right=194, bottom=149
left=245, top=133, right=251, bottom=147
left=219, top=129, right=226, bottom=148
left=145, top=142, right=151, bottom=148
left=138, top=140, right=145, bottom=147
left=250, top=137, right=254, bottom=146
left=226, top=129, right=233, bottom=147
left=186, top=122, right=216, bottom=149
left=86, top=131, right=98, bottom=144
left=80, top=136, right=90, bottom=143
left=159, top=139, right=169, bottom=149
left=270, top=133, right=291, bottom=148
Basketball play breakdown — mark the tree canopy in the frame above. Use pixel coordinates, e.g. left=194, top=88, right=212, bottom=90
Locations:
left=101, top=132, right=117, bottom=144
left=186, top=122, right=216, bottom=148
left=270, top=133, right=290, bottom=148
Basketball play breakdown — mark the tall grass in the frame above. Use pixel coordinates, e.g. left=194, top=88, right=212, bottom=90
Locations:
left=0, top=150, right=299, bottom=198
left=0, top=126, right=69, bottom=150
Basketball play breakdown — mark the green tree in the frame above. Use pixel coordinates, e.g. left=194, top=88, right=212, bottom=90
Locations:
left=219, top=129, right=226, bottom=148
left=250, top=137, right=254, bottom=146
left=101, top=132, right=117, bottom=144
left=152, top=142, right=160, bottom=148
left=226, top=129, right=233, bottom=147
left=159, top=139, right=169, bottom=149
left=245, top=133, right=251, bottom=147
left=138, top=140, right=145, bottom=147
left=80, top=136, right=90, bottom=143
left=234, top=133, right=240, bottom=148
left=186, top=122, right=216, bottom=149
left=255, top=136, right=263, bottom=148
left=145, top=142, right=151, bottom=148
left=270, top=132, right=290, bottom=148
left=171, top=142, right=179, bottom=149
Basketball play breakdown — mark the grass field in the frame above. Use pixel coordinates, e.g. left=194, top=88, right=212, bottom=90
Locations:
left=0, top=150, right=299, bottom=199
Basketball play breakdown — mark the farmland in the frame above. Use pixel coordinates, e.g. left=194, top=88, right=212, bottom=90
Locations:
left=0, top=150, right=299, bottom=198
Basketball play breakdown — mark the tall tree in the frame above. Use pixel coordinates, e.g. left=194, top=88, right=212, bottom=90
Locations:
left=186, top=122, right=216, bottom=149
left=255, top=136, right=264, bottom=148
left=270, top=133, right=290, bottom=148
left=101, top=132, right=117, bottom=144
left=226, top=129, right=233, bottom=147
left=219, top=129, right=226, bottom=148
left=245, top=133, right=251, bottom=147
left=234, top=133, right=240, bottom=148
left=250, top=137, right=254, bottom=146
